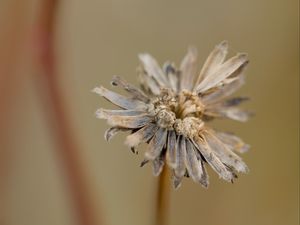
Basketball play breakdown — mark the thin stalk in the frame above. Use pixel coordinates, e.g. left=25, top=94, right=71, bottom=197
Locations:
left=31, top=1, right=102, bottom=225
left=0, top=1, right=30, bottom=222
left=155, top=167, right=171, bottom=225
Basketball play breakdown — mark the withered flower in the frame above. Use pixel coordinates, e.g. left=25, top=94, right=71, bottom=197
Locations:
left=94, top=41, right=251, bottom=188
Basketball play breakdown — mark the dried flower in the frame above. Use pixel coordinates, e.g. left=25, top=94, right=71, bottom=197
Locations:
left=94, top=41, right=251, bottom=188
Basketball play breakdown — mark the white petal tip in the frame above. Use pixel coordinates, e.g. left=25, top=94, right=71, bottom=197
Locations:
left=153, top=166, right=164, bottom=177
left=91, top=87, right=98, bottom=93
left=236, top=163, right=249, bottom=173
left=241, top=165, right=250, bottom=173
left=144, top=152, right=155, bottom=161
left=220, top=171, right=235, bottom=182
left=138, top=53, right=148, bottom=61
left=124, top=136, right=139, bottom=148
left=237, top=53, right=248, bottom=61
left=104, top=132, right=111, bottom=141
left=200, top=181, right=209, bottom=189
left=92, top=86, right=104, bottom=95
left=217, top=40, right=229, bottom=49
left=95, top=109, right=105, bottom=119
left=173, top=178, right=182, bottom=189
left=187, top=46, right=198, bottom=55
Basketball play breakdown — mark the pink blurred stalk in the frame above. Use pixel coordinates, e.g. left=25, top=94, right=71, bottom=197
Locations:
left=0, top=1, right=32, bottom=223
left=32, top=1, right=101, bottom=225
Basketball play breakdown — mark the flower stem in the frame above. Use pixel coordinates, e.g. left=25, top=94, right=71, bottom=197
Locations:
left=155, top=167, right=170, bottom=225
left=31, top=1, right=102, bottom=225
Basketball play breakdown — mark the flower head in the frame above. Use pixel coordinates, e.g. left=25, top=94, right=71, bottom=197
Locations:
left=94, top=41, right=251, bottom=188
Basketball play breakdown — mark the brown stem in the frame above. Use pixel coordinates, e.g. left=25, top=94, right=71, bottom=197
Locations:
left=0, top=1, right=32, bottom=223
left=31, top=1, right=102, bottom=225
left=155, top=167, right=171, bottom=225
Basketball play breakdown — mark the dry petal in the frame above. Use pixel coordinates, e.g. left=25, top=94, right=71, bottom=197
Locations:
left=202, top=74, right=246, bottom=104
left=125, top=123, right=158, bottom=148
left=185, top=139, right=203, bottom=183
left=106, top=114, right=153, bottom=128
left=96, top=108, right=146, bottom=119
left=145, top=128, right=168, bottom=160
left=139, top=53, right=169, bottom=87
left=180, top=47, right=198, bottom=91
left=216, top=132, right=250, bottom=153
left=166, top=130, right=177, bottom=168
left=193, top=136, right=234, bottom=182
left=138, top=72, right=161, bottom=95
left=204, top=131, right=248, bottom=173
left=216, top=107, right=252, bottom=122
left=104, top=127, right=129, bottom=141
left=163, top=62, right=179, bottom=92
left=111, top=75, right=150, bottom=102
left=152, top=157, right=165, bottom=176
left=223, top=97, right=250, bottom=107
left=196, top=53, right=248, bottom=93
left=93, top=86, right=148, bottom=110
left=174, top=136, right=186, bottom=178
left=196, top=40, right=228, bottom=86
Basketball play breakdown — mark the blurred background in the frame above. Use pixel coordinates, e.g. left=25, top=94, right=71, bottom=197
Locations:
left=0, top=0, right=298, bottom=225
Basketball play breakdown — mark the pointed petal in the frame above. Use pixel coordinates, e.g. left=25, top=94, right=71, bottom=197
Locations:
left=96, top=108, right=146, bottom=119
left=216, top=132, right=250, bottom=153
left=202, top=73, right=246, bottom=104
left=145, top=128, right=168, bottom=160
left=185, top=139, right=203, bottom=183
left=152, top=158, right=165, bottom=176
left=111, top=75, right=150, bottom=102
left=163, top=62, right=179, bottom=92
left=104, top=127, right=129, bottom=141
left=93, top=86, right=148, bottom=110
left=138, top=72, right=161, bottom=95
left=199, top=160, right=209, bottom=188
left=216, top=107, right=253, bottom=122
left=192, top=136, right=234, bottom=182
left=195, top=41, right=228, bottom=86
left=223, top=96, right=250, bottom=107
left=174, top=136, right=186, bottom=178
left=180, top=47, right=198, bottom=91
left=140, top=159, right=149, bottom=167
left=166, top=131, right=177, bottom=168
left=204, top=131, right=249, bottom=173
left=196, top=53, right=248, bottom=93
left=139, top=53, right=169, bottom=87
left=172, top=172, right=183, bottom=189
left=193, top=148, right=209, bottom=187
left=204, top=97, right=249, bottom=111
left=125, top=123, right=158, bottom=148
left=106, top=114, right=153, bottom=128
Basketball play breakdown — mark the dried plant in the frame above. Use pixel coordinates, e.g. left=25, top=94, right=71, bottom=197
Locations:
left=94, top=41, right=251, bottom=189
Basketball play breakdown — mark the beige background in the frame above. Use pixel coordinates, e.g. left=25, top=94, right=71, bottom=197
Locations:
left=0, top=0, right=298, bottom=225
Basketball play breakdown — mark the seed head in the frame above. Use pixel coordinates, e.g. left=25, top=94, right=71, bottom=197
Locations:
left=94, top=41, right=251, bottom=188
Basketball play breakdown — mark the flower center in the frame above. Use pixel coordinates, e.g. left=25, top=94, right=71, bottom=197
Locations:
left=151, top=88, right=205, bottom=138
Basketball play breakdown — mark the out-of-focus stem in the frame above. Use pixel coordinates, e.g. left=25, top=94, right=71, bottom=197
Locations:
left=32, top=1, right=101, bottom=225
left=0, top=1, right=31, bottom=223
left=155, top=167, right=170, bottom=225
